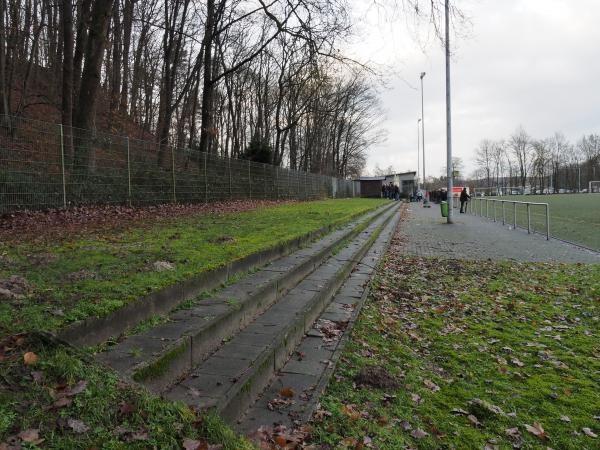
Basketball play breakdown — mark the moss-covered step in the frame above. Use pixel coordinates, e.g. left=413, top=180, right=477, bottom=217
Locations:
left=163, top=204, right=399, bottom=423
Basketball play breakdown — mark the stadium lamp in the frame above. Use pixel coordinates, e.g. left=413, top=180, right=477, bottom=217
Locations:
left=419, top=72, right=426, bottom=198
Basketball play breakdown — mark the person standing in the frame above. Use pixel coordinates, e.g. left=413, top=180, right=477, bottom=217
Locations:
left=460, top=188, right=471, bottom=213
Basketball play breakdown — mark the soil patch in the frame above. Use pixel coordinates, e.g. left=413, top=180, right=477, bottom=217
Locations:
left=353, top=366, right=400, bottom=390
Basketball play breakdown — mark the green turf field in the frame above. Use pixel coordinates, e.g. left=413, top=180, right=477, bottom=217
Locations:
left=471, top=194, right=600, bottom=251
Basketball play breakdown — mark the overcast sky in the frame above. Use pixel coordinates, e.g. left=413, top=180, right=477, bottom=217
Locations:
left=345, top=0, right=600, bottom=178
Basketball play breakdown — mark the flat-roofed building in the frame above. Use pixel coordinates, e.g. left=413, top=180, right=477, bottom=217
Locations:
left=354, top=172, right=417, bottom=198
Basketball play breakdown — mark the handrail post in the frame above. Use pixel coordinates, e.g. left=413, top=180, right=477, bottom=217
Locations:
left=486, top=199, right=489, bottom=218
left=59, top=124, right=67, bottom=208
left=493, top=201, right=496, bottom=222
left=546, top=204, right=550, bottom=240
left=527, top=203, right=531, bottom=234
left=513, top=202, right=516, bottom=230
left=502, top=201, right=505, bottom=225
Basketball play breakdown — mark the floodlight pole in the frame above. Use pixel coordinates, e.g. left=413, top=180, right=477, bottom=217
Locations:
left=420, top=72, right=426, bottom=197
left=445, top=0, right=453, bottom=224
left=417, top=118, right=421, bottom=190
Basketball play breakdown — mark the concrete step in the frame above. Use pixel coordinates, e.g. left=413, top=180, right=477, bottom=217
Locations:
left=60, top=203, right=392, bottom=347
left=162, top=204, right=399, bottom=423
left=237, top=207, right=401, bottom=433
left=96, top=202, right=396, bottom=391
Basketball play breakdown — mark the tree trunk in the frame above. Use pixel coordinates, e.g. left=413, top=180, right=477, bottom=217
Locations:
left=109, top=0, right=121, bottom=114
left=119, top=0, right=133, bottom=112
left=73, top=0, right=92, bottom=100
left=198, top=0, right=215, bottom=155
left=61, top=0, right=74, bottom=162
left=73, top=0, right=113, bottom=172
left=0, top=0, right=10, bottom=121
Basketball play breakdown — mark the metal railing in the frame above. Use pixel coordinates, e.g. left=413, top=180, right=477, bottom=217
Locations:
left=467, top=198, right=550, bottom=240
left=0, top=115, right=359, bottom=214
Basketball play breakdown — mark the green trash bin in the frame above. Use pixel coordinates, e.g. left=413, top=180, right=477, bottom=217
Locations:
left=440, top=201, right=448, bottom=218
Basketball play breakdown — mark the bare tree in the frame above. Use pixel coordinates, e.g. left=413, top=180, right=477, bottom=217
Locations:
left=508, top=126, right=531, bottom=191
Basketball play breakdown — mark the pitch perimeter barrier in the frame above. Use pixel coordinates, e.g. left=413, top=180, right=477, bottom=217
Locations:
left=0, top=115, right=358, bottom=214
left=467, top=198, right=550, bottom=240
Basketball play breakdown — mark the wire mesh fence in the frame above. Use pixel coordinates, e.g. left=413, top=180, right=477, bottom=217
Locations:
left=0, top=115, right=358, bottom=214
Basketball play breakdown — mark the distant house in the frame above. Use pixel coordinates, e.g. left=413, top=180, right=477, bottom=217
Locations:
left=354, top=172, right=417, bottom=198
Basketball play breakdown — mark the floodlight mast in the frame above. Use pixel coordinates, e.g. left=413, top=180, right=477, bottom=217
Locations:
left=420, top=72, right=426, bottom=197
left=445, top=0, right=453, bottom=224
left=417, top=118, right=421, bottom=190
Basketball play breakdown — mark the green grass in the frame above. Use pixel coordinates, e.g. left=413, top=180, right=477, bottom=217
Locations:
left=478, top=194, right=600, bottom=250
left=0, top=333, right=254, bottom=449
left=0, top=198, right=385, bottom=338
left=310, top=254, right=600, bottom=449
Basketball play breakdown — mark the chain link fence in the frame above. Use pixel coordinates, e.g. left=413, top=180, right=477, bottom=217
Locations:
left=0, top=116, right=359, bottom=214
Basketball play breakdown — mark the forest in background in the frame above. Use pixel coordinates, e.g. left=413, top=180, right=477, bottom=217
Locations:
left=0, top=0, right=387, bottom=178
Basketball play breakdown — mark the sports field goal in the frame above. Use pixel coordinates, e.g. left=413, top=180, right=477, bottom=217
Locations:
left=473, top=186, right=525, bottom=197
left=589, top=181, right=600, bottom=193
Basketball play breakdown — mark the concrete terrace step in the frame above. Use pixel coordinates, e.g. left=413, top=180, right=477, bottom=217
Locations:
left=162, top=204, right=400, bottom=423
left=59, top=202, right=393, bottom=347
left=237, top=207, right=401, bottom=433
left=96, top=202, right=396, bottom=391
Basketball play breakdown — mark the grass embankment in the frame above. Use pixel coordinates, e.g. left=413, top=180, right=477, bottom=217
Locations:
left=0, top=333, right=253, bottom=449
left=0, top=198, right=385, bottom=337
left=0, top=198, right=385, bottom=449
left=482, top=193, right=600, bottom=250
left=311, top=253, right=600, bottom=449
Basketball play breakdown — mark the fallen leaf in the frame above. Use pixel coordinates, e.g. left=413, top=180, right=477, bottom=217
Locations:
left=505, top=427, right=520, bottom=438
left=119, top=401, right=135, bottom=415
left=182, top=438, right=208, bottom=450
left=18, top=428, right=43, bottom=444
left=424, top=379, right=440, bottom=392
left=68, top=380, right=88, bottom=396
left=23, top=351, right=38, bottom=365
left=467, top=415, right=482, bottom=427
left=67, top=418, right=90, bottom=434
left=410, top=428, right=428, bottom=439
left=525, top=422, right=548, bottom=440
left=340, top=437, right=358, bottom=447
left=279, top=387, right=295, bottom=398
left=275, top=435, right=288, bottom=447
left=342, top=404, right=361, bottom=420
left=53, top=397, right=73, bottom=409
left=560, top=415, right=571, bottom=423
left=410, top=393, right=422, bottom=404
left=582, top=428, right=597, bottom=438
left=400, top=420, right=412, bottom=431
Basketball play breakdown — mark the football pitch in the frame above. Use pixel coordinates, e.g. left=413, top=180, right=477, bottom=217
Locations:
left=472, top=193, right=600, bottom=251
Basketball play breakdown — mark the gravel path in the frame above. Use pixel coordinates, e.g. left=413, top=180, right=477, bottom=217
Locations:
left=401, top=203, right=600, bottom=263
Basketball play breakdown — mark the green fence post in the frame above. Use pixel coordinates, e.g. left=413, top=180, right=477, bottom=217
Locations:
left=126, top=137, right=132, bottom=206
left=170, top=145, right=176, bottom=203
left=60, top=124, right=67, bottom=208
left=248, top=160, right=252, bottom=199
left=228, top=156, right=232, bottom=199
left=204, top=152, right=208, bottom=203
left=275, top=167, right=279, bottom=200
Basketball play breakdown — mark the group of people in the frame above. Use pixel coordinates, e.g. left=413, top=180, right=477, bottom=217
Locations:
left=429, top=189, right=448, bottom=203
left=381, top=182, right=401, bottom=201
left=427, top=187, right=471, bottom=213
